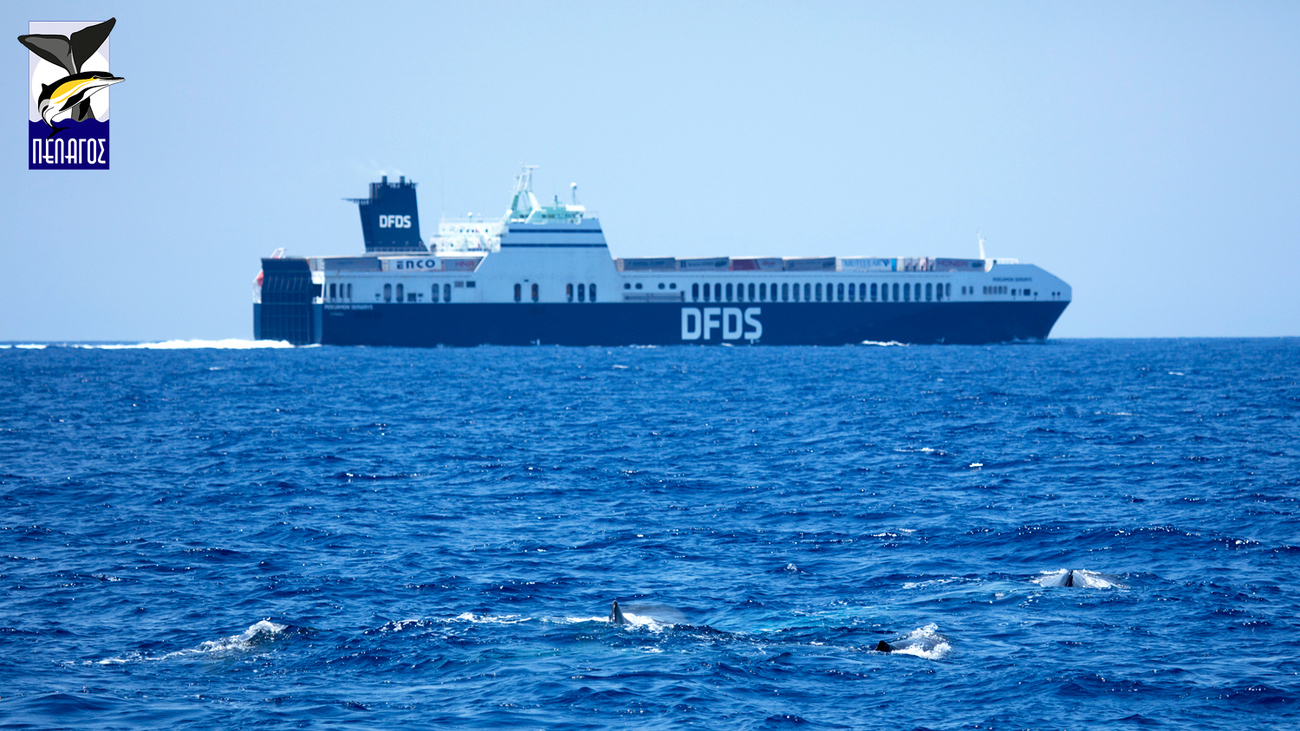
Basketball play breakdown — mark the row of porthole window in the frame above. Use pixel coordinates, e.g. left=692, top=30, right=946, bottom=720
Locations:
left=514, top=283, right=540, bottom=302
left=327, top=283, right=354, bottom=300
left=623, top=282, right=678, bottom=291
left=565, top=283, right=597, bottom=302
left=381, top=283, right=456, bottom=303
left=690, top=281, right=953, bottom=303
left=979, top=286, right=1033, bottom=296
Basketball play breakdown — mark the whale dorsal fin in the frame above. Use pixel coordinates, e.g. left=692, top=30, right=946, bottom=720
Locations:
left=875, top=640, right=893, bottom=653
left=609, top=600, right=627, bottom=625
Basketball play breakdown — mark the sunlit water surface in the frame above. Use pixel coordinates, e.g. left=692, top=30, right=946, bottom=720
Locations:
left=1, top=338, right=1297, bottom=729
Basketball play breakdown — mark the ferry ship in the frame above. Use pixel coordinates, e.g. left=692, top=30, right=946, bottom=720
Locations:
left=254, top=168, right=1071, bottom=346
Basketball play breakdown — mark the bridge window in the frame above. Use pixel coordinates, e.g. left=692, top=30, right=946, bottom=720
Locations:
left=792, top=283, right=800, bottom=302
left=444, top=283, right=451, bottom=302
left=814, top=283, right=822, bottom=302
left=759, top=283, right=767, bottom=301
left=714, top=283, right=722, bottom=301
left=383, top=283, right=392, bottom=302
left=532, top=283, right=539, bottom=302
left=329, top=283, right=336, bottom=299
left=748, top=283, right=755, bottom=301
left=578, top=283, right=586, bottom=302
left=702, top=283, right=710, bottom=302
left=589, top=283, right=597, bottom=301
left=946, top=283, right=951, bottom=298
left=567, top=283, right=574, bottom=302
left=347, top=283, right=352, bottom=299
left=725, top=283, right=733, bottom=301
left=870, top=283, right=877, bottom=301
left=692, top=283, right=699, bottom=301
left=514, top=283, right=522, bottom=302
left=935, top=283, right=942, bottom=301
left=670, top=283, right=677, bottom=289
left=431, top=284, right=439, bottom=302
left=624, top=283, right=631, bottom=290
left=847, top=283, right=855, bottom=302
left=926, top=282, right=933, bottom=301
left=658, top=282, right=665, bottom=289
left=396, top=283, right=405, bottom=302
left=635, top=282, right=643, bottom=289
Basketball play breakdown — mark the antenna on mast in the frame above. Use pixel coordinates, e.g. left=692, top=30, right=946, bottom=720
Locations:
left=977, top=230, right=987, bottom=260
left=507, top=164, right=540, bottom=220
left=570, top=182, right=578, bottom=204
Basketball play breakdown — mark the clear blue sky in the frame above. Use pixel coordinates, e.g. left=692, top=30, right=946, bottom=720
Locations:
left=3, top=1, right=1297, bottom=341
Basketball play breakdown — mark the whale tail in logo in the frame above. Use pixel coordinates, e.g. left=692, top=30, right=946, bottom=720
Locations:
left=19, top=17, right=122, bottom=137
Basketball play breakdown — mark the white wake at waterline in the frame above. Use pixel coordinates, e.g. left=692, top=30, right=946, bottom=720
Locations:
left=76, top=339, right=295, bottom=350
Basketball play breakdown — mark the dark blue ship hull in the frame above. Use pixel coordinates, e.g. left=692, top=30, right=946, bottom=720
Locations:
left=254, top=300, right=1068, bottom=346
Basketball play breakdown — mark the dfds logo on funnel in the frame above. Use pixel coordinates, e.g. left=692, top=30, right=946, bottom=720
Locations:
left=19, top=18, right=124, bottom=170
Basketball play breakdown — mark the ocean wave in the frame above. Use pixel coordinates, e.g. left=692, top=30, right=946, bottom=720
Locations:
left=92, top=620, right=290, bottom=665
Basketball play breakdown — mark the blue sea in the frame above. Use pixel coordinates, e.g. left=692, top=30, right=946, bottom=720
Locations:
left=2, top=338, right=1298, bottom=730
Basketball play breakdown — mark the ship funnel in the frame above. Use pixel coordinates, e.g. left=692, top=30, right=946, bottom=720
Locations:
left=345, top=176, right=426, bottom=253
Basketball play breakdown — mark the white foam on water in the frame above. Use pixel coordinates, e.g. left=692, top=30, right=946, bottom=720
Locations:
left=553, top=615, right=611, bottom=625
left=859, top=340, right=907, bottom=347
left=552, top=612, right=676, bottom=631
left=890, top=623, right=951, bottom=660
left=91, top=619, right=288, bottom=665
left=902, top=578, right=958, bottom=590
left=171, top=619, right=288, bottom=658
left=449, top=612, right=529, bottom=625
left=74, top=339, right=294, bottom=350
left=377, top=618, right=435, bottom=633
left=614, top=612, right=675, bottom=631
